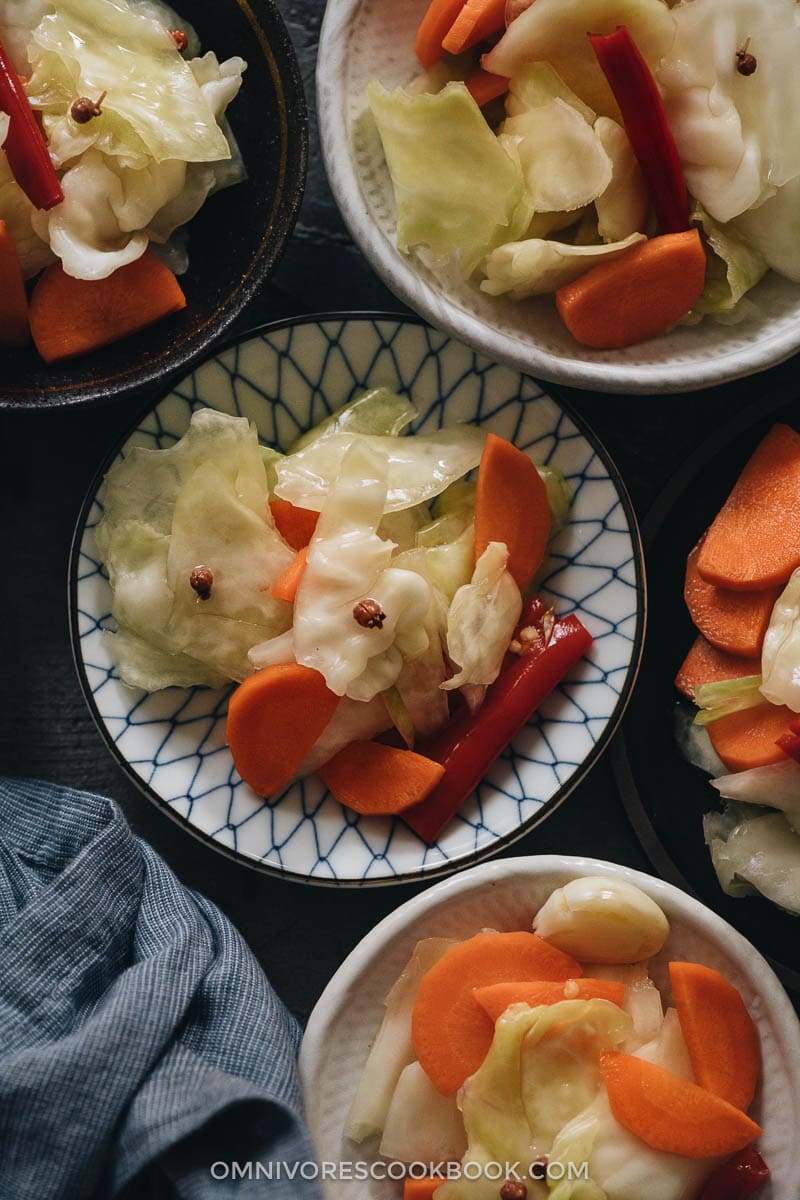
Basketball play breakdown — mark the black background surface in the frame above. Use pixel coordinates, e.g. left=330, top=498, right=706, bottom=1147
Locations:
left=1, top=0, right=798, bottom=1025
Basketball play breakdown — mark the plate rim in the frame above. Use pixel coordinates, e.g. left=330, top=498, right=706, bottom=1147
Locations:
left=68, top=310, right=647, bottom=888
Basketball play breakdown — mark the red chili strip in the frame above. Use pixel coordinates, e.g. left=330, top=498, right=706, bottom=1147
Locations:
left=699, top=1146, right=770, bottom=1200
left=0, top=37, right=63, bottom=211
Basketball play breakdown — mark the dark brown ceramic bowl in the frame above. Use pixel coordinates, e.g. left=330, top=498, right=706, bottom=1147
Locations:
left=0, top=0, right=307, bottom=410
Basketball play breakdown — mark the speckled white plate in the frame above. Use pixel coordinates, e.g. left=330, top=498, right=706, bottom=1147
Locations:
left=70, top=315, right=643, bottom=885
left=316, top=0, right=800, bottom=394
left=300, top=855, right=800, bottom=1199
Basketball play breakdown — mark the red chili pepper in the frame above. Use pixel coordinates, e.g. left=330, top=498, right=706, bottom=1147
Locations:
left=0, top=37, right=63, bottom=210
left=589, top=25, right=691, bottom=235
left=699, top=1146, right=770, bottom=1200
left=403, top=598, right=593, bottom=844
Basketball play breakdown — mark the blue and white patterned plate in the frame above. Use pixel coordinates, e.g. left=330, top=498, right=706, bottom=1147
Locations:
left=70, top=315, right=644, bottom=886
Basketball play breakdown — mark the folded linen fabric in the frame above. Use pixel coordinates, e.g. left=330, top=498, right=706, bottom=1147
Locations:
left=0, top=778, right=321, bottom=1200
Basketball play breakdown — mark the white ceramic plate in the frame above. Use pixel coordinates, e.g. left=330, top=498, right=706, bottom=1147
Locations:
left=300, top=855, right=800, bottom=1199
left=316, top=0, right=800, bottom=394
left=71, top=315, right=643, bottom=885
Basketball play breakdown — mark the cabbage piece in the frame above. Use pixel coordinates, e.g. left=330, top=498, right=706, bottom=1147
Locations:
left=589, top=964, right=663, bottom=1051
left=686, top=208, right=766, bottom=324
left=0, top=1, right=48, bottom=71
left=636, top=1008, right=694, bottom=1082
left=712, top=762, right=800, bottom=833
left=538, top=466, right=572, bottom=532
left=594, top=118, right=648, bottom=243
left=692, top=674, right=765, bottom=726
left=100, top=627, right=226, bottom=691
left=27, top=0, right=231, bottom=167
left=481, top=232, right=645, bottom=299
left=760, top=567, right=800, bottom=711
left=291, top=388, right=418, bottom=453
left=484, top=0, right=675, bottom=118
left=345, top=938, right=458, bottom=1142
left=379, top=505, right=432, bottom=553
left=274, top=425, right=486, bottom=514
left=704, top=805, right=800, bottom=914
left=412, top=519, right=476, bottom=603
left=506, top=62, right=595, bottom=124
left=674, top=703, right=727, bottom=777
left=500, top=101, right=612, bottom=214
left=294, top=697, right=392, bottom=778
left=658, top=0, right=800, bottom=223
left=366, top=80, right=533, bottom=276
left=443, top=542, right=522, bottom=694
left=391, top=563, right=451, bottom=737
left=290, top=442, right=431, bottom=702
left=0, top=147, right=55, bottom=278
left=436, top=1000, right=631, bottom=1199
left=405, top=54, right=475, bottom=96
left=735, top=176, right=800, bottom=283
left=380, top=1061, right=467, bottom=1164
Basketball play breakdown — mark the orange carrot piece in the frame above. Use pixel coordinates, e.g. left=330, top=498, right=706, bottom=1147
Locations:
left=269, top=497, right=319, bottom=551
left=271, top=546, right=309, bottom=603
left=669, top=962, right=760, bottom=1113
left=474, top=978, right=625, bottom=1022
left=474, top=433, right=551, bottom=590
left=443, top=0, right=506, bottom=54
left=684, top=538, right=779, bottom=659
left=28, top=251, right=186, bottom=363
left=0, top=220, right=29, bottom=347
left=415, top=0, right=467, bottom=67
left=601, top=1051, right=761, bottom=1159
left=319, top=741, right=445, bottom=816
left=465, top=68, right=509, bottom=107
left=404, top=1181, right=442, bottom=1200
left=412, top=932, right=582, bottom=1096
left=674, top=636, right=760, bottom=703
left=697, top=424, right=800, bottom=591
left=706, top=702, right=793, bottom=773
left=556, top=229, right=706, bottom=350
left=226, top=664, right=339, bottom=797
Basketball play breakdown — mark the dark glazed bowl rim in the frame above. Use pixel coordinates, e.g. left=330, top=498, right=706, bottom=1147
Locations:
left=0, top=0, right=307, bottom=412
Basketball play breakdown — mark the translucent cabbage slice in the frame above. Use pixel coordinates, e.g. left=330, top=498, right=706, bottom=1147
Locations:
left=380, top=1061, right=467, bottom=1164
left=712, top=762, right=800, bottom=834
left=685, top=208, right=766, bottom=325
left=506, top=62, right=595, bottom=124
left=500, top=100, right=612, bottom=214
left=443, top=542, right=522, bottom=693
left=0, top=147, right=55, bottom=278
left=704, top=805, right=800, bottom=914
left=366, top=80, right=533, bottom=276
left=295, top=697, right=392, bottom=779
left=692, top=674, right=764, bottom=726
left=481, top=232, right=645, bottom=299
left=760, top=566, right=800, bottom=711
left=594, top=118, right=648, bottom=244
left=0, top=0, right=48, bottom=72
left=736, top=176, right=800, bottom=284
left=290, top=388, right=418, bottom=453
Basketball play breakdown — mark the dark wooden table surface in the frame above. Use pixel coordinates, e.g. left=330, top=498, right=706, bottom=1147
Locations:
left=1, top=0, right=798, bottom=1025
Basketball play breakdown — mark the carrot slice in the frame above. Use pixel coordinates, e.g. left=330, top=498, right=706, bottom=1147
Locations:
left=269, top=497, right=319, bottom=551
left=271, top=546, right=308, bottom=603
left=474, top=978, right=625, bottom=1022
left=601, top=1052, right=761, bottom=1159
left=442, top=0, right=506, bottom=54
left=28, top=251, right=186, bottom=363
left=706, top=702, right=793, bottom=772
left=465, top=68, right=509, bottom=107
left=675, top=636, right=760, bottom=703
left=684, top=538, right=779, bottom=658
left=669, top=962, right=760, bottom=1113
left=697, top=424, right=800, bottom=591
left=0, top=220, right=29, bottom=346
left=474, top=433, right=551, bottom=590
left=404, top=1181, right=441, bottom=1200
left=226, top=664, right=339, bottom=797
left=319, top=741, right=445, bottom=815
left=415, top=0, right=466, bottom=67
left=556, top=229, right=706, bottom=349
left=412, top=932, right=582, bottom=1096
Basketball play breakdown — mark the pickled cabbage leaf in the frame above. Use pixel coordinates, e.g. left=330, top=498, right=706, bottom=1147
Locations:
left=290, top=442, right=431, bottom=701
left=366, top=80, right=533, bottom=276
left=290, top=388, right=418, bottom=453
left=500, top=101, right=612, bottom=214
left=736, top=176, right=800, bottom=283
left=704, top=804, right=800, bottom=914
left=481, top=233, right=645, bottom=299
left=712, top=761, right=800, bottom=833
left=380, top=1062, right=467, bottom=1164
left=594, top=118, right=648, bottom=244
left=760, top=567, right=800, bottom=710
left=658, top=0, right=800, bottom=223
left=538, top=466, right=572, bottom=531
left=674, top=703, right=727, bottom=777
left=294, top=697, right=392, bottom=778
left=0, top=0, right=48, bottom=71
left=390, top=566, right=450, bottom=737
left=410, top=518, right=476, bottom=603
left=484, top=0, right=675, bottom=119
left=443, top=542, right=522, bottom=693
left=506, top=62, right=595, bottom=124
left=27, top=0, right=232, bottom=168
left=0, top=147, right=55, bottom=278
left=274, top=424, right=486, bottom=514
left=686, top=208, right=766, bottom=324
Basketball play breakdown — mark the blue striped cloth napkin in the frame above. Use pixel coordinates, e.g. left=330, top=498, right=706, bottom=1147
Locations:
left=0, top=778, right=321, bottom=1200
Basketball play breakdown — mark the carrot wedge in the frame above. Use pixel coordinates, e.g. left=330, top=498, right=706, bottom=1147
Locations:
left=29, top=251, right=186, bottom=363
left=684, top=538, right=779, bottom=658
left=226, top=664, right=339, bottom=797
left=669, top=962, right=760, bottom=1112
left=319, top=741, right=444, bottom=816
left=556, top=229, right=706, bottom=349
left=474, top=433, right=551, bottom=590
left=474, top=978, right=625, bottom=1022
left=269, top=497, right=319, bottom=551
left=674, top=636, right=760, bottom=703
left=271, top=545, right=308, bottom=603
left=404, top=1181, right=441, bottom=1200
left=415, top=0, right=466, bottom=68
left=442, top=0, right=506, bottom=54
left=412, top=932, right=582, bottom=1096
left=697, top=424, right=800, bottom=591
left=0, top=220, right=29, bottom=346
left=601, top=1051, right=761, bottom=1159
left=706, top=702, right=794, bottom=773
left=465, top=69, right=509, bottom=107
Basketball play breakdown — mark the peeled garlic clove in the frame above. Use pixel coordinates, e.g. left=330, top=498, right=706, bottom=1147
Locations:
left=533, top=877, right=670, bottom=964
